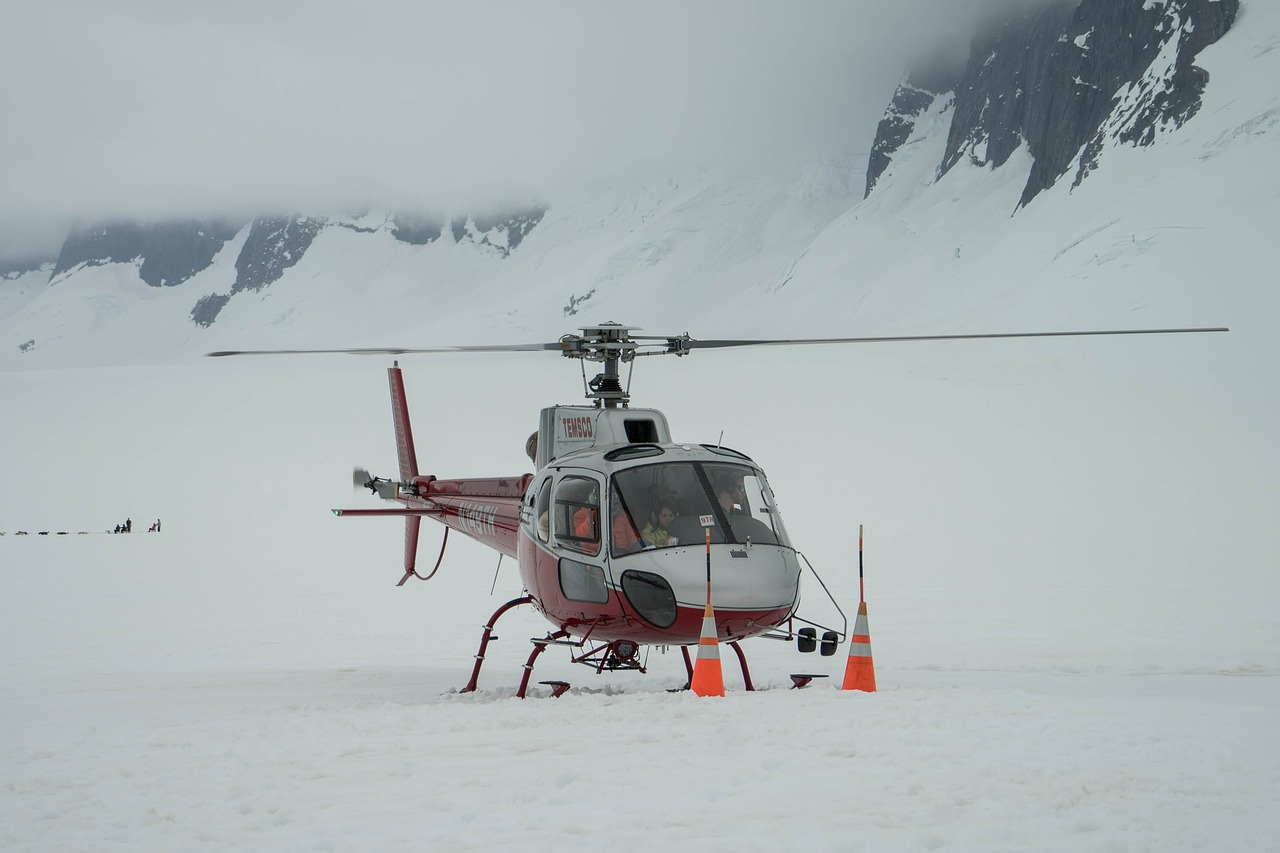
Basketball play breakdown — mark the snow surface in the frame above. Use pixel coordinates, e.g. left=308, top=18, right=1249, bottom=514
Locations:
left=4, top=344, right=1278, bottom=852
left=4, top=5, right=1280, bottom=851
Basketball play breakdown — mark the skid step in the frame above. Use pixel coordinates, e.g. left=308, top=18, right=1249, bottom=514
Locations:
left=789, top=673, right=829, bottom=690
left=539, top=680, right=571, bottom=698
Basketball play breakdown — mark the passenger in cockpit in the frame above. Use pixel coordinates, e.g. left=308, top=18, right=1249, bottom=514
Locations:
left=641, top=502, right=677, bottom=548
left=611, top=501, right=642, bottom=552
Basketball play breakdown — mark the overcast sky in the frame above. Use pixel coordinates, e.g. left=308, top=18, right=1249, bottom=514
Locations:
left=0, top=1, right=1025, bottom=259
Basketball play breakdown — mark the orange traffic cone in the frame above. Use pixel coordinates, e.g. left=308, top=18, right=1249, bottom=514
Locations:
left=690, top=600, right=725, bottom=697
left=840, top=600, right=876, bottom=692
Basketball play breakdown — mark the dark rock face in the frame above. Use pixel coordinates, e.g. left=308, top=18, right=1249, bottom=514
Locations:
left=38, top=202, right=549, bottom=329
left=190, top=293, right=231, bottom=328
left=472, top=206, right=547, bottom=254
left=190, top=215, right=326, bottom=328
left=871, top=0, right=1238, bottom=207
left=390, top=213, right=445, bottom=245
left=51, top=222, right=146, bottom=282
left=52, top=219, right=243, bottom=287
left=138, top=220, right=243, bottom=288
left=450, top=216, right=470, bottom=244
left=865, top=65, right=963, bottom=198
left=0, top=256, right=56, bottom=278
left=1068, top=0, right=1239, bottom=193
left=450, top=206, right=549, bottom=257
left=231, top=216, right=326, bottom=294
left=938, top=1, right=1079, bottom=189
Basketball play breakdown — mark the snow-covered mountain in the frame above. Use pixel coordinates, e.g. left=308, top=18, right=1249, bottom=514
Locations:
left=4, top=6, right=1278, bottom=848
left=0, top=0, right=1269, bottom=372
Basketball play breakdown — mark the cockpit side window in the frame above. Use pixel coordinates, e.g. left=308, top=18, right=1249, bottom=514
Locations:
left=533, top=476, right=552, bottom=542
left=554, top=475, right=600, bottom=556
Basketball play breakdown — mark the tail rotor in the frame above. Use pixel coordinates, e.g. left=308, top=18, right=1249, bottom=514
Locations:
left=353, top=466, right=398, bottom=499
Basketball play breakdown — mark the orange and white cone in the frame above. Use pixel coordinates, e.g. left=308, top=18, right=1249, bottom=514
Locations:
left=840, top=600, right=876, bottom=692
left=690, top=600, right=725, bottom=697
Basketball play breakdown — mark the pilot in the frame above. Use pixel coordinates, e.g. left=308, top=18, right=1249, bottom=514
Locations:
left=716, top=476, right=747, bottom=516
left=716, top=475, right=778, bottom=545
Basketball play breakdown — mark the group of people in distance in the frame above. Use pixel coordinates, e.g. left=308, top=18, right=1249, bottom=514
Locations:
left=112, top=518, right=161, bottom=534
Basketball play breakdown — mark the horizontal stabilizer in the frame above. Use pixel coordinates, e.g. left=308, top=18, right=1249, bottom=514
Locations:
left=332, top=508, right=440, bottom=517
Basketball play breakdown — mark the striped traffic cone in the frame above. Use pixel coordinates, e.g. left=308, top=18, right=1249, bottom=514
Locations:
left=690, top=600, right=725, bottom=697
left=840, top=600, right=876, bottom=692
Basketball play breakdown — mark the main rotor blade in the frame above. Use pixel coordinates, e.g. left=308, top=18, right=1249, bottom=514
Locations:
left=682, top=327, right=1229, bottom=349
left=206, top=326, right=1228, bottom=358
left=206, top=342, right=563, bottom=357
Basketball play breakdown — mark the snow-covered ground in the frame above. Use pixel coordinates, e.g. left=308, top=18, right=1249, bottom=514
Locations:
left=4, top=4, right=1280, bottom=850
left=3, top=330, right=1277, bottom=850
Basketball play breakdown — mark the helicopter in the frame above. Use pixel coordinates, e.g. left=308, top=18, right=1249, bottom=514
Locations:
left=210, top=321, right=1227, bottom=696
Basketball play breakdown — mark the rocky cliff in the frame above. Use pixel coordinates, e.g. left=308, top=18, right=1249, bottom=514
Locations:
left=51, top=219, right=244, bottom=289
left=31, top=206, right=547, bottom=329
left=867, top=0, right=1239, bottom=206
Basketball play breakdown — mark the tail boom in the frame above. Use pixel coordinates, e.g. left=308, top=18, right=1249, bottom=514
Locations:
left=336, top=364, right=533, bottom=566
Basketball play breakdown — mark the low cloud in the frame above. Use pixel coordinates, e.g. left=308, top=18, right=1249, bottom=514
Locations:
left=0, top=0, right=1059, bottom=258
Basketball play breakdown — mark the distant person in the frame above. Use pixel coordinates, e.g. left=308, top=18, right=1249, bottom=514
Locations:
left=156, top=518, right=161, bottom=533
left=125, top=518, right=132, bottom=533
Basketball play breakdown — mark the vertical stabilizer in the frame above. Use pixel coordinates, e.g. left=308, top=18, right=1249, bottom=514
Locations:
left=388, top=363, right=422, bottom=580
left=387, top=363, right=420, bottom=480
left=402, top=515, right=422, bottom=581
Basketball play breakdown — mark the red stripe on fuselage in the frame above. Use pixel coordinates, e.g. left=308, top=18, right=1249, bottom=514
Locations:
left=404, top=475, right=532, bottom=558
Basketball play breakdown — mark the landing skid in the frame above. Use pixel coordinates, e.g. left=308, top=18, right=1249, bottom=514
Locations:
left=460, top=594, right=533, bottom=694
left=516, top=632, right=648, bottom=698
left=460, top=596, right=756, bottom=696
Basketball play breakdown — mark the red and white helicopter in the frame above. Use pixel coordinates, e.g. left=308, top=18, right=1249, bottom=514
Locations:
left=211, top=321, right=1225, bottom=695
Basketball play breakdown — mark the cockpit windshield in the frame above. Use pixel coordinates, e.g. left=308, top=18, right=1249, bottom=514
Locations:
left=609, top=461, right=790, bottom=557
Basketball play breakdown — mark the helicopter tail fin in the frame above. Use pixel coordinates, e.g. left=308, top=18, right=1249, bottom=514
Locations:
left=401, top=515, right=422, bottom=584
left=387, top=363, right=420, bottom=481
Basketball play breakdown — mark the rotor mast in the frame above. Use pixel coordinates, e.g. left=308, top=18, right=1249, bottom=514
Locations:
left=560, top=322, right=640, bottom=408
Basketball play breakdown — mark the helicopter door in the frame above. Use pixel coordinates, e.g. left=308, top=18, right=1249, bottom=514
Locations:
left=552, top=474, right=603, bottom=558
left=551, top=473, right=610, bottom=606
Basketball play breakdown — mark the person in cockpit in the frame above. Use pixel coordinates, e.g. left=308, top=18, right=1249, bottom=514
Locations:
left=641, top=501, right=677, bottom=548
left=715, top=475, right=748, bottom=516
left=714, top=473, right=778, bottom=545
left=611, top=501, right=642, bottom=552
